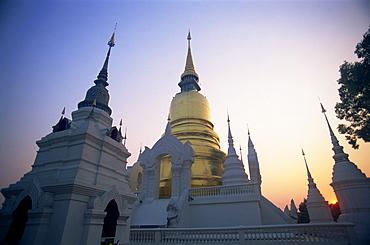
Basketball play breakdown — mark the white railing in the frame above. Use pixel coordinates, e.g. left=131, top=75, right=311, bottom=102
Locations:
left=189, top=184, right=255, bottom=198
left=130, top=223, right=357, bottom=244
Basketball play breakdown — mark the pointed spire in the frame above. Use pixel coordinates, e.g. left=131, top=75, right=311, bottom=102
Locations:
left=302, top=149, right=311, bottom=178
left=61, top=107, right=66, bottom=116
left=302, top=148, right=334, bottom=223
left=178, top=30, right=201, bottom=92
left=222, top=112, right=248, bottom=186
left=227, top=112, right=236, bottom=156
left=320, top=99, right=366, bottom=182
left=320, top=100, right=347, bottom=159
left=302, top=148, right=315, bottom=187
left=165, top=117, right=172, bottom=135
left=119, top=118, right=123, bottom=132
left=181, top=30, right=198, bottom=78
left=320, top=100, right=336, bottom=141
left=247, top=127, right=262, bottom=185
left=247, top=125, right=254, bottom=147
left=77, top=26, right=116, bottom=115
left=95, top=24, right=117, bottom=87
left=123, top=127, right=127, bottom=146
left=108, top=23, right=117, bottom=48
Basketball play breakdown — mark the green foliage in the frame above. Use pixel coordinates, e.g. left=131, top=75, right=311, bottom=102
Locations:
left=297, top=199, right=310, bottom=223
left=335, top=28, right=370, bottom=149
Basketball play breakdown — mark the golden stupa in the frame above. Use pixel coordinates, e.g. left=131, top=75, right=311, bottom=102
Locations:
left=159, top=32, right=226, bottom=196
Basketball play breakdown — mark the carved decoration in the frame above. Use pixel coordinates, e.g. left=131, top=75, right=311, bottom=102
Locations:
left=1, top=178, right=54, bottom=214
left=87, top=186, right=129, bottom=216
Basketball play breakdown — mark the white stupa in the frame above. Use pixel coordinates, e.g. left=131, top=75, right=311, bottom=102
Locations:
left=221, top=115, right=249, bottom=186
left=301, top=149, right=334, bottom=223
left=321, top=102, right=370, bottom=244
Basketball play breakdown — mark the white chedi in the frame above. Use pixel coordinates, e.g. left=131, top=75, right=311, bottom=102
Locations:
left=222, top=116, right=249, bottom=186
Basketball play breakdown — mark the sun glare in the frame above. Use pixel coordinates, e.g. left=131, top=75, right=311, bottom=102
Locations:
left=330, top=200, right=338, bottom=205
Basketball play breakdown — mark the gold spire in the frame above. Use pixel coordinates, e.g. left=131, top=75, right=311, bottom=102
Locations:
left=61, top=107, right=65, bottom=115
left=181, top=30, right=199, bottom=79
left=108, top=23, right=117, bottom=47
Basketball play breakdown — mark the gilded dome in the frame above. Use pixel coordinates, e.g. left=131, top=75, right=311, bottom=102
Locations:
left=170, top=90, right=211, bottom=123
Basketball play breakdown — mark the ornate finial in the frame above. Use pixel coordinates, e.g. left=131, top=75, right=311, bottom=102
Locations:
left=139, top=142, right=142, bottom=154
left=319, top=98, right=336, bottom=138
left=77, top=26, right=116, bottom=115
left=123, top=127, right=127, bottom=146
left=92, top=98, right=97, bottom=106
left=319, top=97, right=326, bottom=113
left=179, top=30, right=200, bottom=92
left=61, top=107, right=66, bottom=115
left=227, top=111, right=234, bottom=147
left=108, top=23, right=117, bottom=48
left=119, top=119, right=123, bottom=132
left=247, top=124, right=250, bottom=136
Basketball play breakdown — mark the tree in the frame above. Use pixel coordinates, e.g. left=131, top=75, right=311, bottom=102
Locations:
left=335, top=28, right=370, bottom=149
left=297, top=199, right=310, bottom=223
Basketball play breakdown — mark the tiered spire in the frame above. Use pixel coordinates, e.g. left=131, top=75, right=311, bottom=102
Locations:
left=96, top=27, right=116, bottom=87
left=178, top=30, right=201, bottom=92
left=302, top=149, right=334, bottom=223
left=320, top=101, right=366, bottom=182
left=77, top=25, right=117, bottom=115
left=227, top=113, right=236, bottom=156
left=247, top=127, right=262, bottom=185
left=222, top=114, right=249, bottom=186
left=302, top=149, right=315, bottom=188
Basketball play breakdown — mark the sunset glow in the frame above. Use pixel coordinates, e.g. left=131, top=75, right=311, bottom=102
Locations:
left=330, top=200, right=338, bottom=205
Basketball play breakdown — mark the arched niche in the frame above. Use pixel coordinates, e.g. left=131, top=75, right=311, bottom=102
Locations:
left=101, top=200, right=120, bottom=241
left=83, top=186, right=130, bottom=245
left=139, top=132, right=195, bottom=200
left=5, top=196, right=32, bottom=243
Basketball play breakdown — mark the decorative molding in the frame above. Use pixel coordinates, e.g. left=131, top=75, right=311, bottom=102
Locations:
left=1, top=178, right=54, bottom=214
left=87, top=186, right=129, bottom=216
